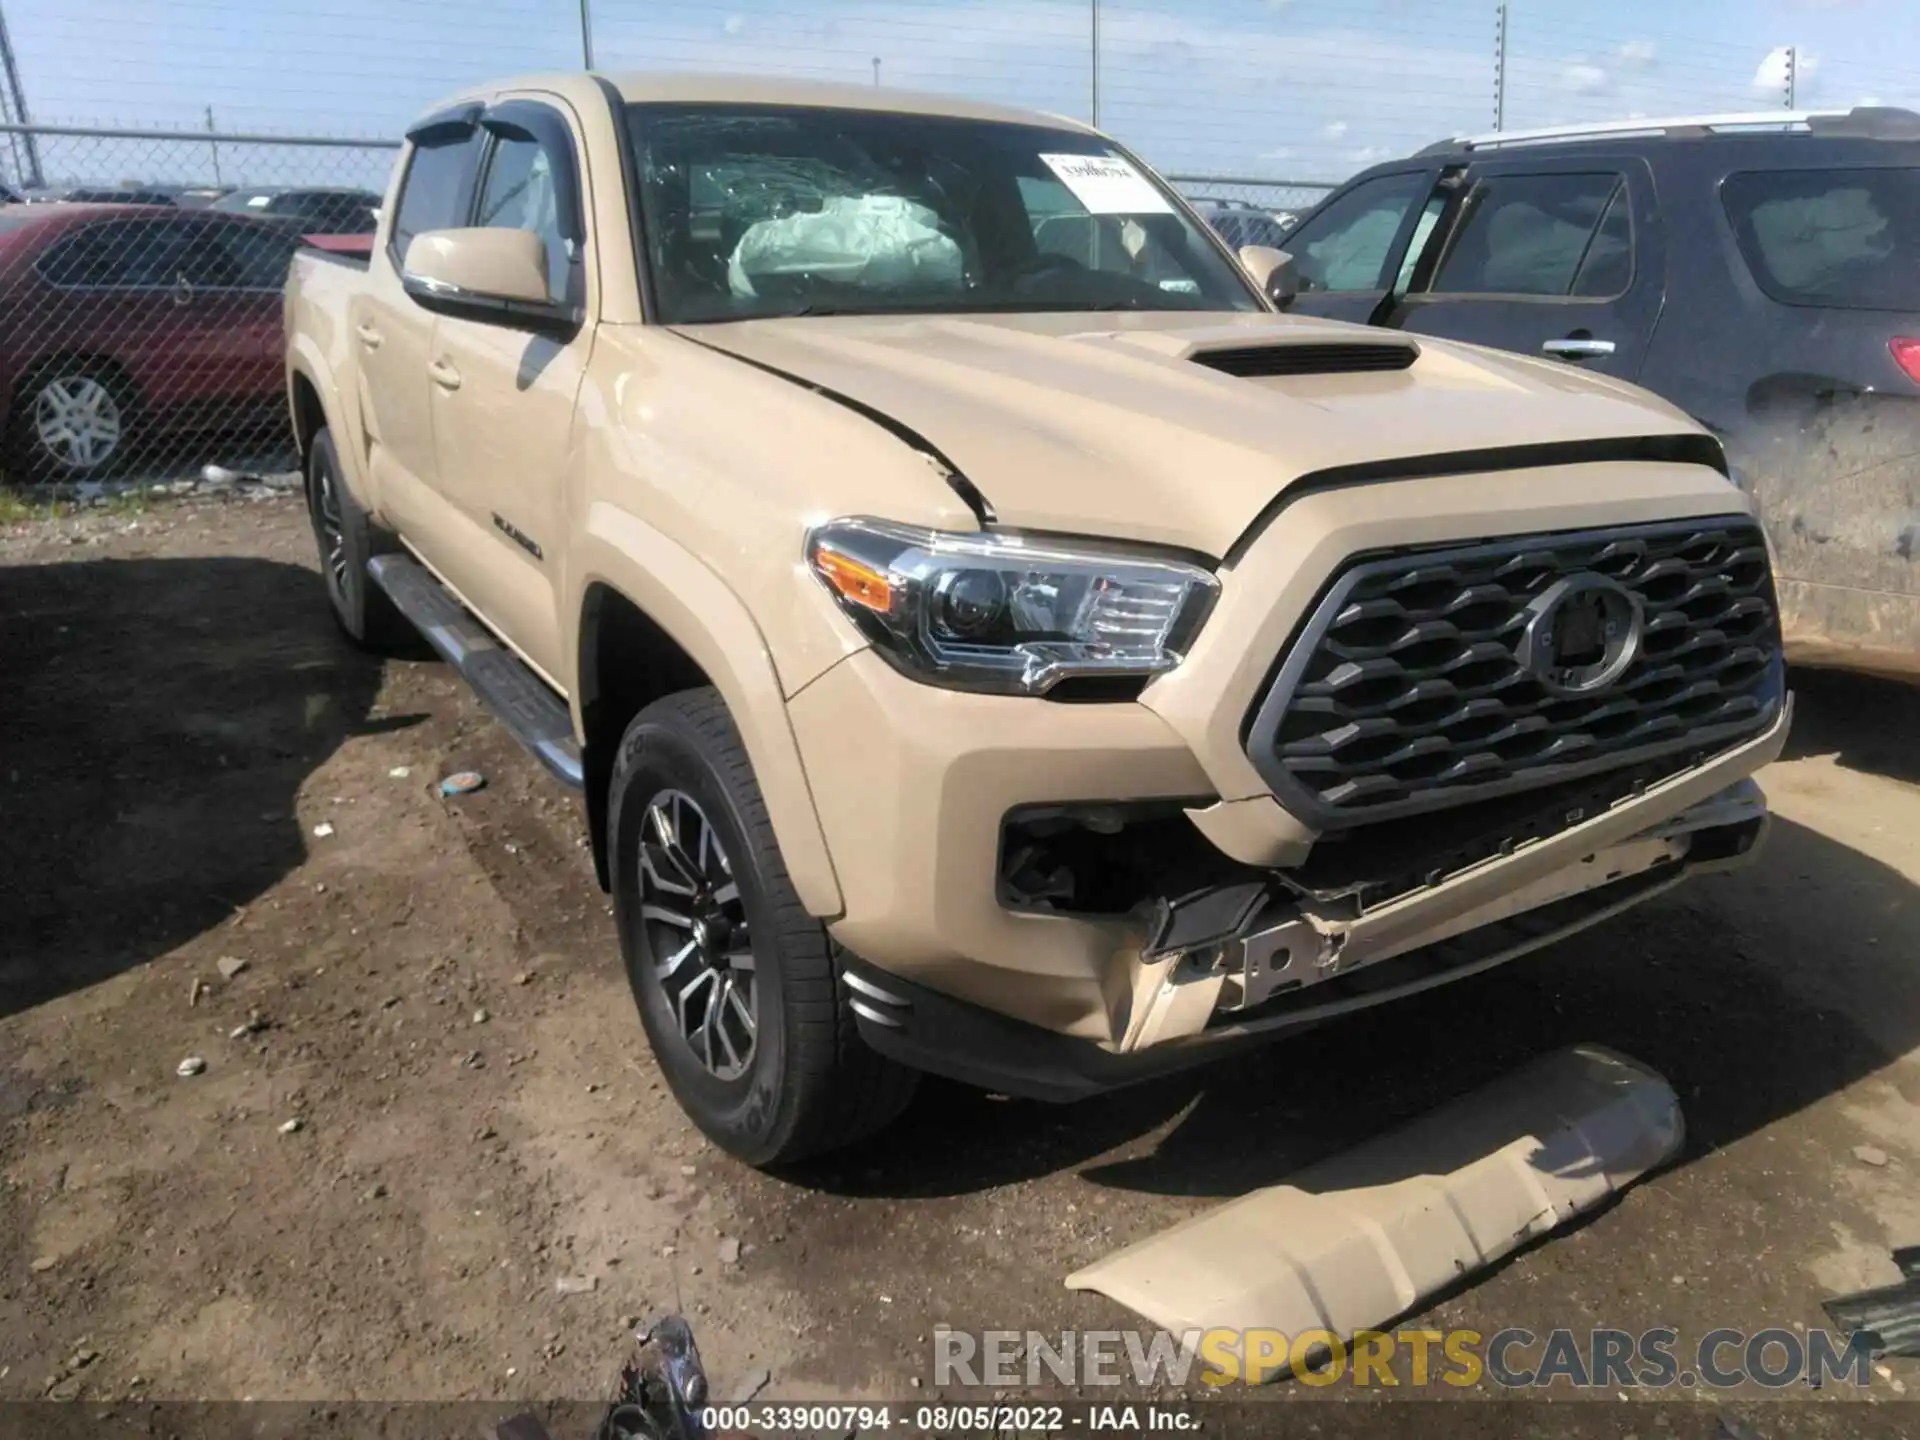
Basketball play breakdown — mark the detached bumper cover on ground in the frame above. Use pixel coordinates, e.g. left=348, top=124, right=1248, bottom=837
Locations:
left=1064, top=1044, right=1685, bottom=1381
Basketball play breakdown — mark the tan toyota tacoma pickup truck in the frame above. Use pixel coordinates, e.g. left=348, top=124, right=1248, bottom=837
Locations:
left=286, top=72, right=1791, bottom=1165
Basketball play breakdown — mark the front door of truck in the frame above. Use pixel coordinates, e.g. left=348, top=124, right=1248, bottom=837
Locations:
left=424, top=99, right=592, bottom=683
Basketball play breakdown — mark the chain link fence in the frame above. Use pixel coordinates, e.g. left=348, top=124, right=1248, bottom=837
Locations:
left=0, top=123, right=1339, bottom=491
left=1167, top=175, right=1336, bottom=247
left=0, top=124, right=398, bottom=489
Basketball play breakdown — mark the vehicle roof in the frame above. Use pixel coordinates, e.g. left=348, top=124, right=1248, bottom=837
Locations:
left=423, top=70, right=1097, bottom=135
left=1415, top=105, right=1920, bottom=158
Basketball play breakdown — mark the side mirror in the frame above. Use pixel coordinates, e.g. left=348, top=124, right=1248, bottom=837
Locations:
left=1238, top=244, right=1300, bottom=308
left=400, top=227, right=577, bottom=332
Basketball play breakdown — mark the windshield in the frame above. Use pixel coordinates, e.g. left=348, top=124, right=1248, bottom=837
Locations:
left=626, top=103, right=1262, bottom=323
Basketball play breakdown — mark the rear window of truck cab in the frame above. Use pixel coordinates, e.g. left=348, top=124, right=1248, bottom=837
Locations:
left=1721, top=166, right=1920, bottom=311
left=624, top=102, right=1263, bottom=322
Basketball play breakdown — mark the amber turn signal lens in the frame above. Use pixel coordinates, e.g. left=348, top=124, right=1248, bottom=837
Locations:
left=812, top=547, right=895, bottom=613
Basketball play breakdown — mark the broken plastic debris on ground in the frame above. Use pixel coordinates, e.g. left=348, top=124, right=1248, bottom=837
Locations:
left=1066, top=1044, right=1684, bottom=1382
left=494, top=1315, right=711, bottom=1440
left=1823, top=1246, right=1920, bottom=1360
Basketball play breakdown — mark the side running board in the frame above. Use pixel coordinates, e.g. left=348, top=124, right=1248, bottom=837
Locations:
left=367, top=554, right=583, bottom=789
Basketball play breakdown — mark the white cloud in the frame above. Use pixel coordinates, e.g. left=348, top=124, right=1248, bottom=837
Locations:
left=1562, top=63, right=1610, bottom=95
left=1322, top=119, right=1349, bottom=139
left=1753, top=45, right=1820, bottom=96
left=1617, top=40, right=1657, bottom=67
left=723, top=14, right=746, bottom=36
left=1352, top=145, right=1393, bottom=162
left=1264, top=0, right=1297, bottom=9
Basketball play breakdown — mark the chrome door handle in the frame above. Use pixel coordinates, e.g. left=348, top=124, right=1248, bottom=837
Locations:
left=429, top=358, right=462, bottom=391
left=1542, top=337, right=1616, bottom=360
left=355, top=322, right=383, bottom=350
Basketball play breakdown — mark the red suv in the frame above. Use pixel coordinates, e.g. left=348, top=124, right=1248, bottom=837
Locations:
left=0, top=204, right=307, bottom=482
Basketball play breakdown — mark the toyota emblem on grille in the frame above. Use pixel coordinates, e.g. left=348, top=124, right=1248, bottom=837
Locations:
left=1516, top=573, right=1644, bottom=696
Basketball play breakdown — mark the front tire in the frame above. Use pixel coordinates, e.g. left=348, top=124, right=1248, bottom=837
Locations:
left=305, top=426, right=410, bottom=652
left=7, top=363, right=136, bottom=484
left=609, top=688, right=918, bottom=1165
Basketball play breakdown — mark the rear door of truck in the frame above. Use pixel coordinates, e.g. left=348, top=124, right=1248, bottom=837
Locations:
left=350, top=109, right=485, bottom=548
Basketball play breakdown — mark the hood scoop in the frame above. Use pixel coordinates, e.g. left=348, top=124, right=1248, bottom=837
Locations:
left=1189, top=340, right=1419, bottom=379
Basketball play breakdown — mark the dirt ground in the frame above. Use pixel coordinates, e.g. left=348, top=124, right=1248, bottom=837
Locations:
left=3, top=494, right=1918, bottom=1428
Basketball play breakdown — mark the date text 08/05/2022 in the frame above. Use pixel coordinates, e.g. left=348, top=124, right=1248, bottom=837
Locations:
left=698, top=1406, right=1198, bottom=1434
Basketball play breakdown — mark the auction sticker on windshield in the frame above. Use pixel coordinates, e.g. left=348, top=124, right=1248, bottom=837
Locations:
left=1040, top=153, right=1174, bottom=215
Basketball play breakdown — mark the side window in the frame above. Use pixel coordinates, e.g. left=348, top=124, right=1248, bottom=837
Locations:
left=1721, top=167, right=1920, bottom=311
left=212, top=224, right=305, bottom=289
left=476, top=131, right=574, bottom=302
left=1430, top=172, right=1628, bottom=298
left=38, top=226, right=123, bottom=285
left=1572, top=185, right=1633, bottom=297
left=174, top=226, right=248, bottom=288
left=390, top=132, right=479, bottom=267
left=1282, top=171, right=1430, bottom=293
left=1392, top=194, right=1449, bottom=293
left=103, top=221, right=199, bottom=288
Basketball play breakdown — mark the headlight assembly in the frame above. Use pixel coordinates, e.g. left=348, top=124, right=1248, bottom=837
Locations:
left=805, top=518, right=1219, bottom=696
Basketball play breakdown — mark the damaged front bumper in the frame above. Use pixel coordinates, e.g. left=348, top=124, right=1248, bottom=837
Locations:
left=842, top=764, right=1775, bottom=1105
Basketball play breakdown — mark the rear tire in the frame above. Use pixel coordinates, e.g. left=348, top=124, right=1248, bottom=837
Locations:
left=305, top=426, right=411, bottom=652
left=609, top=688, right=918, bottom=1165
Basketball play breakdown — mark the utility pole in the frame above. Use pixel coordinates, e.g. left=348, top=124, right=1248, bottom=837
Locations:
left=0, top=0, right=44, bottom=189
left=578, top=0, right=594, bottom=69
left=1493, top=2, right=1508, bottom=132
left=1785, top=44, right=1798, bottom=109
left=205, top=104, right=223, bottom=187
left=1090, top=0, right=1100, bottom=128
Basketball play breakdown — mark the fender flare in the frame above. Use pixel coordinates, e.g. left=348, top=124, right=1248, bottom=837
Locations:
left=285, top=336, right=373, bottom=510
left=570, top=502, right=845, bottom=919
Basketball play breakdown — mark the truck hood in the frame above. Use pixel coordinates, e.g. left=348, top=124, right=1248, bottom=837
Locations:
left=671, top=310, right=1713, bottom=558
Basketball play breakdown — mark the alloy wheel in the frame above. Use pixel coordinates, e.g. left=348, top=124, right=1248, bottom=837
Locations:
left=311, top=452, right=349, bottom=593
left=636, top=788, right=758, bottom=1081
left=32, top=375, right=123, bottom=471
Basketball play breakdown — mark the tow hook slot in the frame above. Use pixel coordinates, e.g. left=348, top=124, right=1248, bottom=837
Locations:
left=1140, top=885, right=1346, bottom=1015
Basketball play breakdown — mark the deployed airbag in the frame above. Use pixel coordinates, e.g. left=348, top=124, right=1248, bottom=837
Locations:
left=728, top=195, right=965, bottom=298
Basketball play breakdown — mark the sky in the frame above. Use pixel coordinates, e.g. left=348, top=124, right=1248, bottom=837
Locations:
left=5, top=0, right=1920, bottom=187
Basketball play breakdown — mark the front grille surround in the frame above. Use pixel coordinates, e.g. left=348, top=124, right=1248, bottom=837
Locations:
left=1245, top=517, right=1785, bottom=829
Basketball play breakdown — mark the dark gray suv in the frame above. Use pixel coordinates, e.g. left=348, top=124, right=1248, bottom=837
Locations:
left=1272, top=107, right=1920, bottom=679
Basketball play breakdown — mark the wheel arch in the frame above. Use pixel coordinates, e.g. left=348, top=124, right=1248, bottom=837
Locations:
left=285, top=337, right=373, bottom=510
left=571, top=516, right=844, bottom=919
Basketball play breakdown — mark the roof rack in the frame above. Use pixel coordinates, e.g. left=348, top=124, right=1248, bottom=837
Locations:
left=1417, top=105, right=1920, bottom=155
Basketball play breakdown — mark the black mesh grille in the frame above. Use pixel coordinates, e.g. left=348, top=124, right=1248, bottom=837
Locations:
left=1191, top=343, right=1418, bottom=378
left=1245, top=518, right=1785, bottom=825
